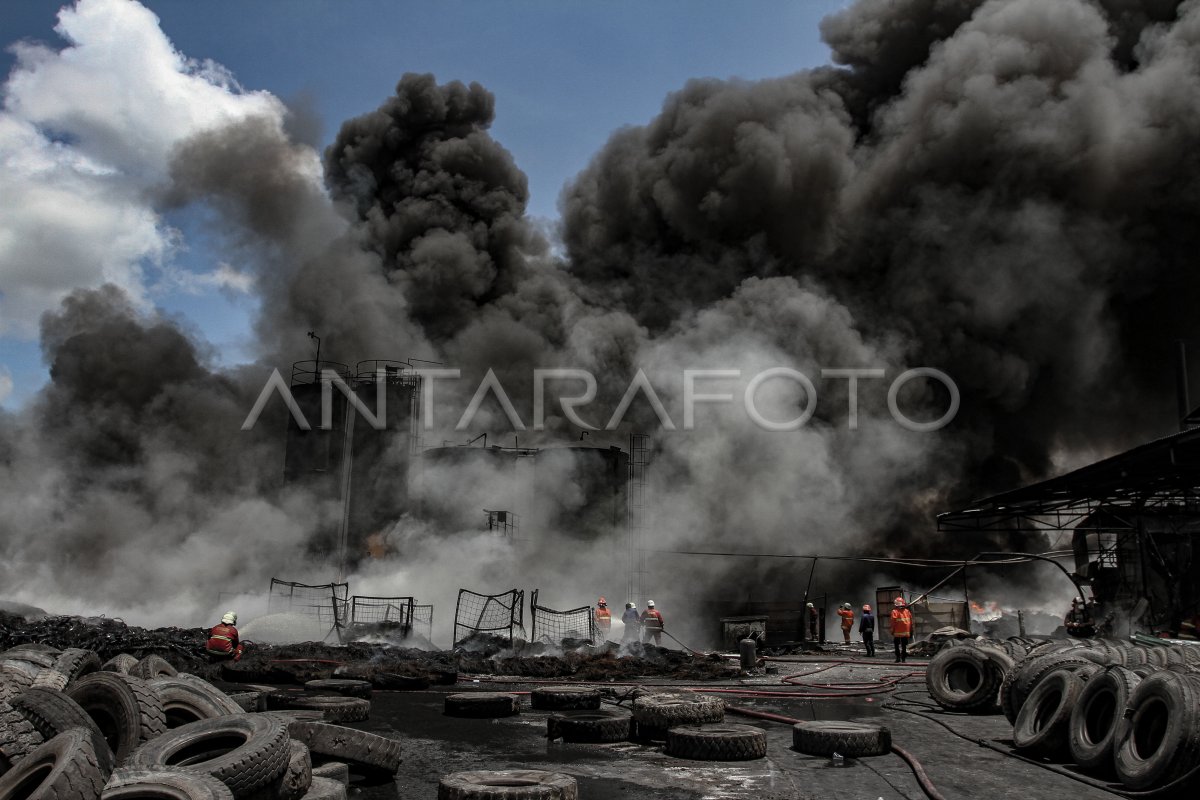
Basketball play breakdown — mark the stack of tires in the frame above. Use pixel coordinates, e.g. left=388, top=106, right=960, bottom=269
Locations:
left=926, top=637, right=1200, bottom=792
left=0, top=647, right=403, bottom=800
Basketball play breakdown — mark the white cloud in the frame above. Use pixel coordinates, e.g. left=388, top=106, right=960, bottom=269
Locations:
left=165, top=262, right=256, bottom=296
left=0, top=0, right=287, bottom=337
left=0, top=365, right=12, bottom=404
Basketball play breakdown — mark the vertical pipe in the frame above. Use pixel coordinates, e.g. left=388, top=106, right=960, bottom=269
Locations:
left=1177, top=340, right=1190, bottom=431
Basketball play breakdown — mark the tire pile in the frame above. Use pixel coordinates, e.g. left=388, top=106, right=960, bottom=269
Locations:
left=0, top=644, right=402, bottom=799
left=925, top=636, right=1200, bottom=792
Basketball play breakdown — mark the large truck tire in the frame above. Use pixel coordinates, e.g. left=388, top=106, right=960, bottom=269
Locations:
left=1068, top=665, right=1141, bottom=772
left=665, top=724, right=767, bottom=761
left=267, top=695, right=368, bottom=724
left=285, top=722, right=402, bottom=775
left=1013, top=668, right=1084, bottom=758
left=67, top=672, right=167, bottom=765
left=443, top=693, right=520, bottom=719
left=529, top=687, right=600, bottom=711
left=631, top=693, right=723, bottom=739
left=302, top=681, right=371, bottom=700
left=0, top=698, right=44, bottom=777
left=0, top=728, right=110, bottom=799
left=791, top=721, right=891, bottom=758
left=50, top=649, right=102, bottom=688
left=9, top=687, right=115, bottom=773
left=130, top=656, right=178, bottom=681
left=103, top=768, right=234, bottom=800
left=926, top=646, right=1005, bottom=713
left=437, top=770, right=577, bottom=800
left=149, top=676, right=244, bottom=728
left=1113, top=671, right=1200, bottom=790
left=545, top=710, right=630, bottom=743
left=101, top=656, right=140, bottom=676
left=125, top=714, right=289, bottom=798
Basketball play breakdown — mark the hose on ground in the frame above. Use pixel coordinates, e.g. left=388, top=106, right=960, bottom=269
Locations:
left=723, top=703, right=946, bottom=800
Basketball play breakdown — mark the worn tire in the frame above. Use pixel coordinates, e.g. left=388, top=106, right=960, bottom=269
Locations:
left=0, top=698, right=45, bottom=776
left=102, top=655, right=140, bottom=676
left=150, top=676, right=244, bottom=729
left=225, top=691, right=264, bottom=713
left=1013, top=668, right=1084, bottom=758
left=309, top=762, right=348, bottom=786
left=437, top=770, right=577, bottom=800
left=302, top=681, right=371, bottom=700
left=67, top=672, right=168, bottom=764
left=0, top=728, right=109, bottom=798
left=530, top=686, right=600, bottom=711
left=1069, top=665, right=1141, bottom=772
left=299, top=776, right=346, bottom=800
left=926, top=646, right=1005, bottom=713
left=1004, top=652, right=1096, bottom=725
left=51, top=649, right=102, bottom=687
left=444, top=693, right=520, bottom=719
left=130, top=656, right=178, bottom=681
left=125, top=714, right=289, bottom=797
left=1113, top=671, right=1200, bottom=790
left=285, top=722, right=403, bottom=774
left=631, top=693, right=724, bottom=731
left=665, top=724, right=767, bottom=761
left=103, top=768, right=234, bottom=799
left=0, top=650, right=57, bottom=669
left=791, top=721, right=891, bottom=758
left=546, top=710, right=630, bottom=743
left=274, top=740, right=312, bottom=800
left=9, top=687, right=115, bottom=773
left=0, top=660, right=40, bottom=686
left=268, top=696, right=368, bottom=724
left=31, top=669, right=70, bottom=692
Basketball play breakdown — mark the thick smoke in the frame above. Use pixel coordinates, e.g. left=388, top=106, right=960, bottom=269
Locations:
left=5, top=0, right=1200, bottom=636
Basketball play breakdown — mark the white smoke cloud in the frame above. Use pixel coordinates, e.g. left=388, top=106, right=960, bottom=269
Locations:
left=0, top=365, right=12, bottom=404
left=0, top=0, right=288, bottom=337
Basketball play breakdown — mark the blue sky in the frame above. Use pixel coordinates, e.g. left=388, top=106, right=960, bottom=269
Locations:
left=0, top=0, right=847, bottom=408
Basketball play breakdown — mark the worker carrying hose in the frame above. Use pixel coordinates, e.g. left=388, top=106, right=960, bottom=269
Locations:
left=595, top=597, right=611, bottom=640
left=205, top=611, right=244, bottom=662
left=641, top=600, right=664, bottom=646
left=860, top=604, right=876, bottom=657
left=837, top=602, right=855, bottom=644
left=891, top=597, right=913, bottom=663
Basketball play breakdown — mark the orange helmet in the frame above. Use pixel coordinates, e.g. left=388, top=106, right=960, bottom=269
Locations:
left=894, top=597, right=907, bottom=607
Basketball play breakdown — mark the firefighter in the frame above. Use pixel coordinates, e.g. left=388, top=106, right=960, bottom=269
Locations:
left=805, top=602, right=819, bottom=641
left=891, top=597, right=913, bottom=663
left=205, top=611, right=244, bottom=662
left=621, top=602, right=640, bottom=643
left=837, top=602, right=855, bottom=644
left=1064, top=597, right=1096, bottom=638
left=641, top=600, right=665, bottom=646
left=860, top=604, right=876, bottom=657
left=595, top=597, right=612, bottom=640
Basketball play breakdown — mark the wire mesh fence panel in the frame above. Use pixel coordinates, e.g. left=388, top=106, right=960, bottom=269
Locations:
left=530, top=589, right=596, bottom=644
left=453, top=589, right=524, bottom=647
left=349, top=595, right=415, bottom=626
left=412, top=604, right=434, bottom=642
left=268, top=579, right=350, bottom=635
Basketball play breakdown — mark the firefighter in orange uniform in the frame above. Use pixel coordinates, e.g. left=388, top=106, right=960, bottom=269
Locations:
left=891, top=597, right=913, bottom=663
left=837, top=603, right=855, bottom=644
left=641, top=600, right=665, bottom=646
left=595, top=597, right=612, bottom=641
left=206, top=611, right=244, bottom=662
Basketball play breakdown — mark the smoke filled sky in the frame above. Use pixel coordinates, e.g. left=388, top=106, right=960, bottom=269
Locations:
left=0, top=0, right=846, bottom=407
left=3, top=0, right=1200, bottom=630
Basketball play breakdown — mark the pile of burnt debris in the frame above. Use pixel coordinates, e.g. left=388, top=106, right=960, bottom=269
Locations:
left=0, top=613, right=736, bottom=688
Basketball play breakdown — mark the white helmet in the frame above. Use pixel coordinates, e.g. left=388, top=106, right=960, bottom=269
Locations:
left=647, top=600, right=655, bottom=608
left=221, top=611, right=237, bottom=625
left=806, top=602, right=814, bottom=608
